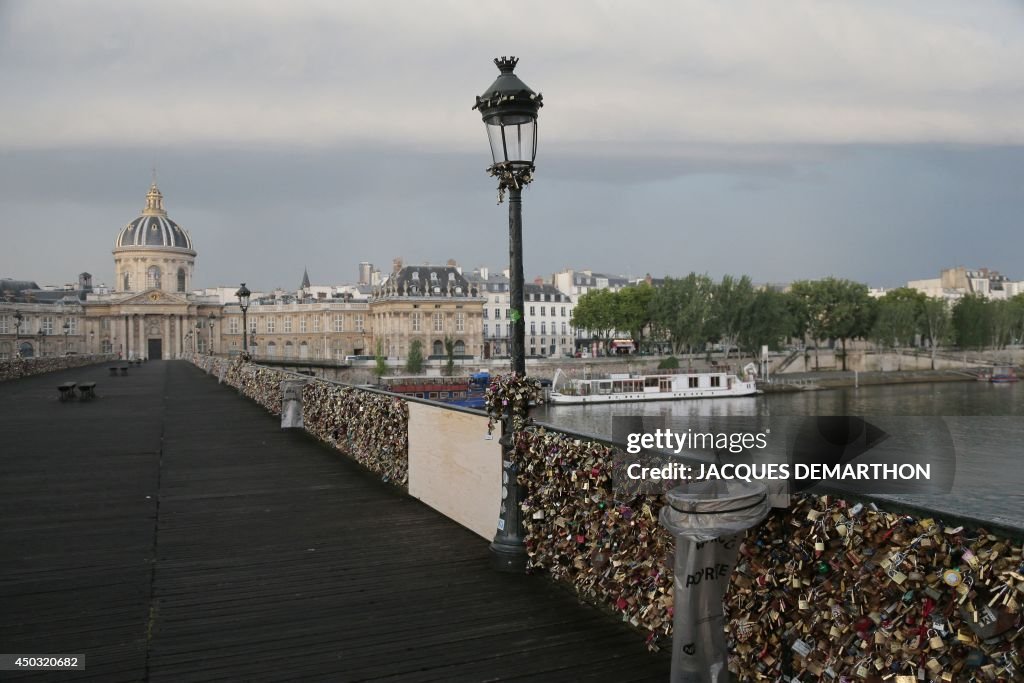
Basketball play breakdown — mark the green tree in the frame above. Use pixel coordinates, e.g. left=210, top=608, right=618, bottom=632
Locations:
left=952, top=295, right=991, bottom=350
left=570, top=289, right=618, bottom=355
left=615, top=284, right=655, bottom=352
left=710, top=275, right=755, bottom=359
left=789, top=278, right=873, bottom=371
left=650, top=273, right=714, bottom=366
left=374, top=339, right=387, bottom=379
left=737, top=289, right=794, bottom=356
left=921, top=297, right=951, bottom=369
left=871, top=290, right=923, bottom=370
left=990, top=298, right=1024, bottom=350
left=405, top=338, right=424, bottom=374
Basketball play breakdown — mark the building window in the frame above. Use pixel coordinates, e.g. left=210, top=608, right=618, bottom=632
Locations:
left=494, top=308, right=501, bottom=319
left=313, top=315, right=321, bottom=333
left=483, top=323, right=489, bottom=337
left=266, top=342, right=277, bottom=358
left=67, top=318, right=77, bottom=335
left=284, top=341, right=294, bottom=358
left=333, top=315, right=343, bottom=332
left=0, top=316, right=7, bottom=334
left=101, top=339, right=113, bottom=354
left=229, top=318, right=239, bottom=334
left=42, top=316, right=54, bottom=335
left=177, top=268, right=186, bottom=292
left=123, top=272, right=132, bottom=291
left=250, top=320, right=257, bottom=334
left=530, top=306, right=535, bottom=316
left=299, top=317, right=307, bottom=333
left=267, top=318, right=275, bottom=333
left=432, top=340, right=443, bottom=355
left=455, top=312, right=465, bottom=332
left=561, top=306, right=567, bottom=317
left=540, top=322, right=546, bottom=335
left=530, top=322, right=536, bottom=335
left=433, top=312, right=443, bottom=332
left=354, top=314, right=364, bottom=333
left=541, top=306, right=546, bottom=316
left=562, top=322, right=567, bottom=334
left=147, top=266, right=161, bottom=289
left=482, top=309, right=488, bottom=319
left=495, top=323, right=501, bottom=338
left=454, top=340, right=465, bottom=355
left=412, top=312, right=422, bottom=332
left=505, top=308, right=510, bottom=319
left=284, top=317, right=292, bottom=333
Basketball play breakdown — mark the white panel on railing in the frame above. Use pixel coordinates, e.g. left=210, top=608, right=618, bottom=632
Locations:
left=408, top=402, right=501, bottom=540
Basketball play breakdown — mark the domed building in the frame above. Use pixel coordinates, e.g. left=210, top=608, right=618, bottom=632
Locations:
left=77, top=182, right=221, bottom=360
left=114, top=183, right=196, bottom=294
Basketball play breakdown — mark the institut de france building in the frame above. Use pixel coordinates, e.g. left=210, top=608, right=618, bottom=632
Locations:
left=0, top=183, right=485, bottom=362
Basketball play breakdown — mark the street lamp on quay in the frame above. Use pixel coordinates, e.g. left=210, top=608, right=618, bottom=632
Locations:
left=13, top=310, right=23, bottom=357
left=235, top=283, right=251, bottom=354
left=474, top=56, right=542, bottom=572
left=207, top=313, right=215, bottom=356
left=63, top=320, right=70, bottom=354
left=195, top=320, right=203, bottom=353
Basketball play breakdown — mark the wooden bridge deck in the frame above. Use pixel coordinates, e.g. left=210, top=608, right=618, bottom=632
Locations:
left=0, top=360, right=670, bottom=682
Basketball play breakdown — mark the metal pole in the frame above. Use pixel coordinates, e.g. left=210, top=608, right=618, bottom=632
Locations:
left=490, top=183, right=528, bottom=572
left=509, top=186, right=525, bottom=377
left=242, top=309, right=248, bottom=353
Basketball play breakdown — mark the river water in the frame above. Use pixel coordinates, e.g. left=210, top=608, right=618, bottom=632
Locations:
left=533, top=380, right=1024, bottom=530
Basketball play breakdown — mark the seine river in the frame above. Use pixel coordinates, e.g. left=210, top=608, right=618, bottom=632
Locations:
left=533, top=381, right=1024, bottom=531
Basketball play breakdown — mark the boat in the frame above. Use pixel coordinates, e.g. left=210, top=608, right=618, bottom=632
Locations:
left=379, top=371, right=490, bottom=409
left=988, top=366, right=1019, bottom=383
left=547, top=367, right=758, bottom=405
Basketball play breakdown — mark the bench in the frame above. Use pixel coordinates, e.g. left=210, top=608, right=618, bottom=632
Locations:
left=78, top=382, right=97, bottom=400
left=58, top=382, right=77, bottom=402
left=110, top=367, right=119, bottom=376
left=120, top=366, right=129, bottom=376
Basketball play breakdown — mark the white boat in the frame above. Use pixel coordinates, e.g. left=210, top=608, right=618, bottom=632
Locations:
left=547, top=368, right=758, bottom=405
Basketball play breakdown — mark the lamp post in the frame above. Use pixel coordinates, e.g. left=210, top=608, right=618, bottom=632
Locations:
left=63, top=320, right=70, bottom=354
left=474, top=56, right=542, bottom=572
left=207, top=313, right=215, bottom=356
left=235, top=283, right=251, bottom=354
left=89, top=330, right=95, bottom=354
left=13, top=310, right=23, bottom=357
left=195, top=320, right=203, bottom=354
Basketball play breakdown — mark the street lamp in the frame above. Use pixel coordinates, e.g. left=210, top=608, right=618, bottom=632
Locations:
left=235, top=283, right=251, bottom=354
left=90, top=330, right=95, bottom=355
left=474, top=56, right=542, bottom=572
left=195, top=320, right=203, bottom=353
left=207, top=313, right=215, bottom=356
left=13, top=310, right=23, bottom=357
left=63, top=320, right=70, bottom=354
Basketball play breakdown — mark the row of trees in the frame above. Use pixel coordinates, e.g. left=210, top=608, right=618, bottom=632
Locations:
left=570, top=275, right=1024, bottom=369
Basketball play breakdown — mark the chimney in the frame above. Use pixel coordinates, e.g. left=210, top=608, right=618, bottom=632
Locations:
left=392, top=257, right=403, bottom=274
left=534, top=276, right=544, bottom=286
left=358, top=262, right=372, bottom=285
left=479, top=266, right=489, bottom=280
left=78, top=272, right=93, bottom=291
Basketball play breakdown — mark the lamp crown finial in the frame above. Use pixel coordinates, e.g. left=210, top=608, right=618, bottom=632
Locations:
left=494, top=56, right=518, bottom=73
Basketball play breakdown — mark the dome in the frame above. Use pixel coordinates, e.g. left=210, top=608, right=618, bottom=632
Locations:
left=114, top=183, right=194, bottom=252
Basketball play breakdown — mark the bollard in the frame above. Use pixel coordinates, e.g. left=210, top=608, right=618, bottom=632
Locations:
left=280, top=379, right=309, bottom=429
left=659, top=479, right=770, bottom=683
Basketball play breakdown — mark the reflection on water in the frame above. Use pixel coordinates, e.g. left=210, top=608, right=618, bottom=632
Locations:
left=534, top=381, right=1024, bottom=529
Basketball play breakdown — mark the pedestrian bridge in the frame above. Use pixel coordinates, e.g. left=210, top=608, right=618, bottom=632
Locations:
left=0, top=361, right=669, bottom=681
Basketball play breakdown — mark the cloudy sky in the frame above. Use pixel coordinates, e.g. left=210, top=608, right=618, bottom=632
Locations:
left=2, top=0, right=1022, bottom=291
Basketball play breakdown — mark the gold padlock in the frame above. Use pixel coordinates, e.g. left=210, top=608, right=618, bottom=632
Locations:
left=799, top=594, right=810, bottom=610
left=928, top=629, right=943, bottom=649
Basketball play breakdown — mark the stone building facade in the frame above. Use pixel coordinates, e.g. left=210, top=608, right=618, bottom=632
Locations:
left=1, top=183, right=484, bottom=363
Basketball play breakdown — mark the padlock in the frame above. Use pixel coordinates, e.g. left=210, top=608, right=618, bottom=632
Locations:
left=799, top=593, right=810, bottom=610
left=928, top=629, right=943, bottom=649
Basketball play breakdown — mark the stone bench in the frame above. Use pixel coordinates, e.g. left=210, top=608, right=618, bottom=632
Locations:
left=120, top=366, right=129, bottom=376
left=78, top=382, right=97, bottom=400
left=109, top=367, right=119, bottom=376
left=58, top=382, right=77, bottom=402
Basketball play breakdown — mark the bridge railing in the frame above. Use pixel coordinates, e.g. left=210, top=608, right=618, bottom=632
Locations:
left=0, top=354, right=117, bottom=382
left=184, top=354, right=1023, bottom=674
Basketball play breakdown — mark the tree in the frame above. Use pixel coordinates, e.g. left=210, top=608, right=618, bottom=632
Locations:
left=871, top=291, right=922, bottom=370
left=649, top=273, right=714, bottom=366
left=789, top=278, right=873, bottom=371
left=952, top=295, right=991, bottom=350
left=570, top=289, right=618, bottom=355
left=737, top=289, right=794, bottom=357
left=990, top=299, right=1024, bottom=350
left=615, top=284, right=655, bottom=352
left=710, top=275, right=755, bottom=359
left=374, top=339, right=387, bottom=379
left=443, top=336, right=456, bottom=377
left=921, top=297, right=951, bottom=369
left=405, top=338, right=424, bottom=374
